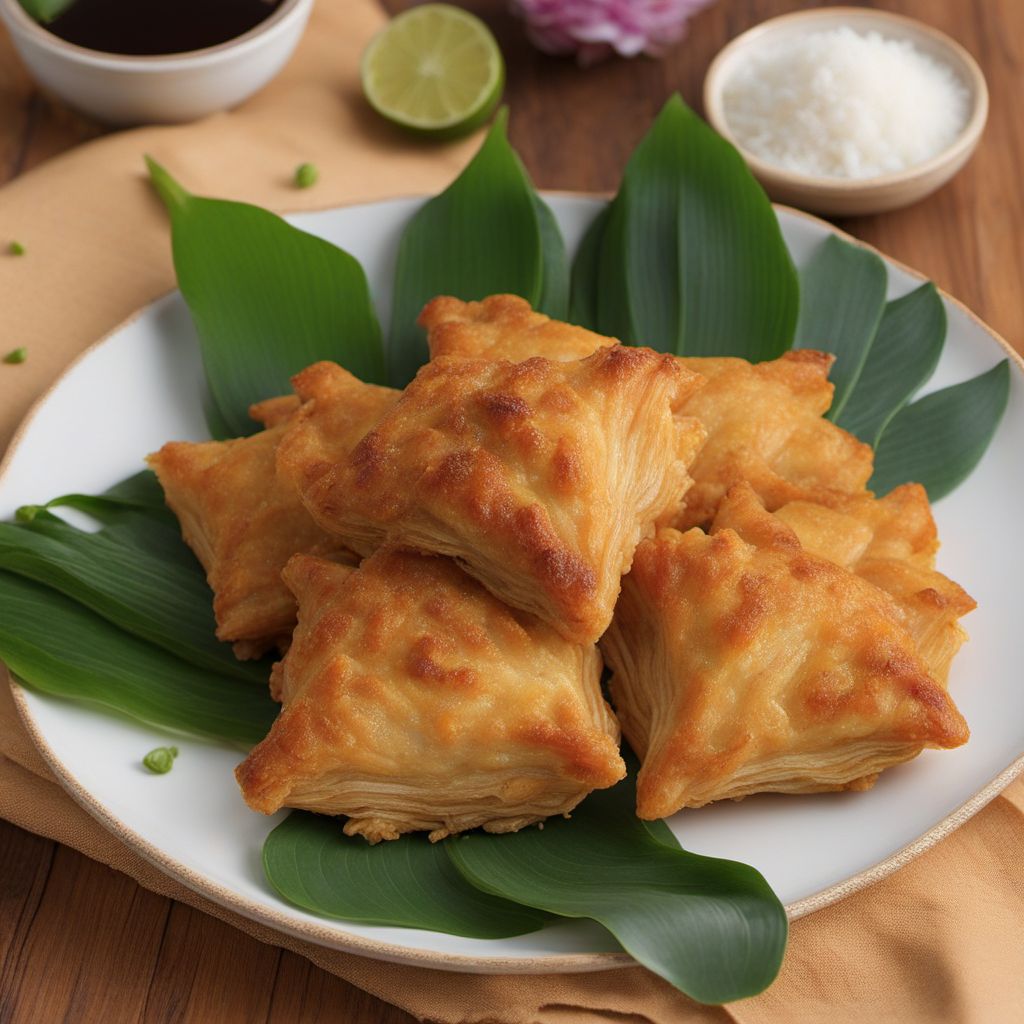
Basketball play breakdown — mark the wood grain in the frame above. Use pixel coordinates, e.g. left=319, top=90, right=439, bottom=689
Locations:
left=0, top=1, right=1021, bottom=1021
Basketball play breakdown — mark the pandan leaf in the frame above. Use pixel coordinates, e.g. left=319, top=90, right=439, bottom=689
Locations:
left=448, top=773, right=787, bottom=1005
left=388, top=110, right=552, bottom=386
left=594, top=95, right=799, bottom=359
left=0, top=572, right=276, bottom=746
left=531, top=193, right=570, bottom=320
left=596, top=194, right=633, bottom=343
left=568, top=203, right=610, bottom=330
left=0, top=501, right=264, bottom=684
left=146, top=157, right=386, bottom=438
left=869, top=360, right=1011, bottom=501
left=837, top=283, right=946, bottom=446
left=794, top=235, right=888, bottom=421
left=263, top=812, right=551, bottom=939
left=25, top=470, right=171, bottom=520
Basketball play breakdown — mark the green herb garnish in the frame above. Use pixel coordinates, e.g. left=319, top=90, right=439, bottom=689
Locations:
left=3, top=347, right=27, bottom=364
left=143, top=746, right=179, bottom=774
left=293, top=162, right=318, bottom=189
left=9, top=240, right=25, bottom=256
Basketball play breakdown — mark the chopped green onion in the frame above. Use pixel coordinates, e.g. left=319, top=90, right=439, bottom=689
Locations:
left=3, top=347, right=27, bottom=365
left=293, top=162, right=319, bottom=189
left=8, top=241, right=25, bottom=256
left=142, top=745, right=179, bottom=774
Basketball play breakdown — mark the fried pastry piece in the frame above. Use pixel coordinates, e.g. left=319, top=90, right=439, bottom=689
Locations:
left=419, top=298, right=873, bottom=529
left=276, top=361, right=400, bottom=499
left=149, top=366, right=395, bottom=659
left=601, top=483, right=969, bottom=818
left=249, top=394, right=301, bottom=428
left=672, top=352, right=875, bottom=528
left=771, top=484, right=937, bottom=571
left=771, top=485, right=975, bottom=686
left=235, top=549, right=625, bottom=841
left=283, top=346, right=706, bottom=644
left=421, top=294, right=617, bottom=363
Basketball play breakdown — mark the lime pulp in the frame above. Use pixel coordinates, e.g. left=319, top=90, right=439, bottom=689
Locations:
left=361, top=4, right=505, bottom=138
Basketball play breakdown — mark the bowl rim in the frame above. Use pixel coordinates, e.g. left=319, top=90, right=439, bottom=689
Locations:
left=702, top=6, right=990, bottom=194
left=0, top=0, right=310, bottom=70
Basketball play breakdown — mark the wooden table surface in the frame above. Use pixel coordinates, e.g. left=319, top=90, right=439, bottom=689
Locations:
left=2, top=1, right=1022, bottom=1021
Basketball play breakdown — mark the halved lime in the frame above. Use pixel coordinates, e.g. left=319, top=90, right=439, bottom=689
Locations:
left=361, top=4, right=504, bottom=139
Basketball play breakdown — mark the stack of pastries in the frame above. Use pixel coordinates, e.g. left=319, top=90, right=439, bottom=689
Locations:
left=149, top=294, right=972, bottom=841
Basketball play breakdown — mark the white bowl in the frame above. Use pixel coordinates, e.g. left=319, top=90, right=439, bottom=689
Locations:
left=703, top=7, right=989, bottom=216
left=0, top=0, right=313, bottom=126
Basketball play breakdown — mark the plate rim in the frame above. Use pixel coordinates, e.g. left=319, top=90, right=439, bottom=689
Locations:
left=2, top=193, right=1023, bottom=974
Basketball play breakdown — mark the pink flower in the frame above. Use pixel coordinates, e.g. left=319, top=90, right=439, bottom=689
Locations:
left=511, top=0, right=715, bottom=65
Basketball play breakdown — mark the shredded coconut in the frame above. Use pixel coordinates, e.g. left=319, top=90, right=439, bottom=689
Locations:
left=722, top=26, right=970, bottom=179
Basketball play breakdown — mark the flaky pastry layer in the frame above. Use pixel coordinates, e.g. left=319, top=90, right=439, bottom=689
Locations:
left=235, top=548, right=625, bottom=841
left=421, top=294, right=618, bottom=363
left=148, top=419, right=349, bottom=657
left=149, top=365, right=396, bottom=659
left=418, top=296, right=874, bottom=528
left=601, top=483, right=969, bottom=819
left=771, top=485, right=975, bottom=686
left=283, top=345, right=706, bottom=644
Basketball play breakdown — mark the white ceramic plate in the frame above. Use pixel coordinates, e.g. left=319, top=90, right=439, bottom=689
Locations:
left=2, top=196, right=1022, bottom=974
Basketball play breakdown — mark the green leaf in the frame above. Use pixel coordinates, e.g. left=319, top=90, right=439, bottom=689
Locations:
left=870, top=360, right=1011, bottom=501
left=0, top=504, right=265, bottom=685
left=794, top=235, right=888, bottom=421
left=388, top=110, right=547, bottom=386
left=595, top=95, right=799, bottom=359
left=17, top=470, right=171, bottom=524
left=596, top=194, right=634, bottom=343
left=836, top=283, right=946, bottom=446
left=263, top=812, right=551, bottom=939
left=0, top=572, right=276, bottom=746
left=448, top=774, right=787, bottom=1004
left=146, top=157, right=386, bottom=438
left=531, top=193, right=569, bottom=320
left=17, top=0, right=75, bottom=23
left=568, top=204, right=610, bottom=330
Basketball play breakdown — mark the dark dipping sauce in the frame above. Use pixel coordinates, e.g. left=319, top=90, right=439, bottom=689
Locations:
left=45, top=0, right=284, bottom=56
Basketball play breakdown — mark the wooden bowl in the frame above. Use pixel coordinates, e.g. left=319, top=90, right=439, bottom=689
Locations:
left=703, top=7, right=989, bottom=216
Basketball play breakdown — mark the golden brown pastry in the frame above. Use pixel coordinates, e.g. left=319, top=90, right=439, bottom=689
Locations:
left=601, top=483, right=969, bottom=819
left=235, top=549, right=625, bottom=841
left=770, top=484, right=937, bottom=572
left=149, top=365, right=397, bottom=659
left=275, top=361, right=401, bottom=500
left=771, top=485, right=975, bottom=686
left=248, top=394, right=301, bottom=428
left=419, top=296, right=874, bottom=529
left=672, top=352, right=875, bottom=528
left=421, top=294, right=617, bottom=363
left=282, top=345, right=706, bottom=644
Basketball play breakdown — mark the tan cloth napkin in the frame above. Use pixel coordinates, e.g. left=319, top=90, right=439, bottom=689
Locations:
left=2, top=1, right=1023, bottom=1021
